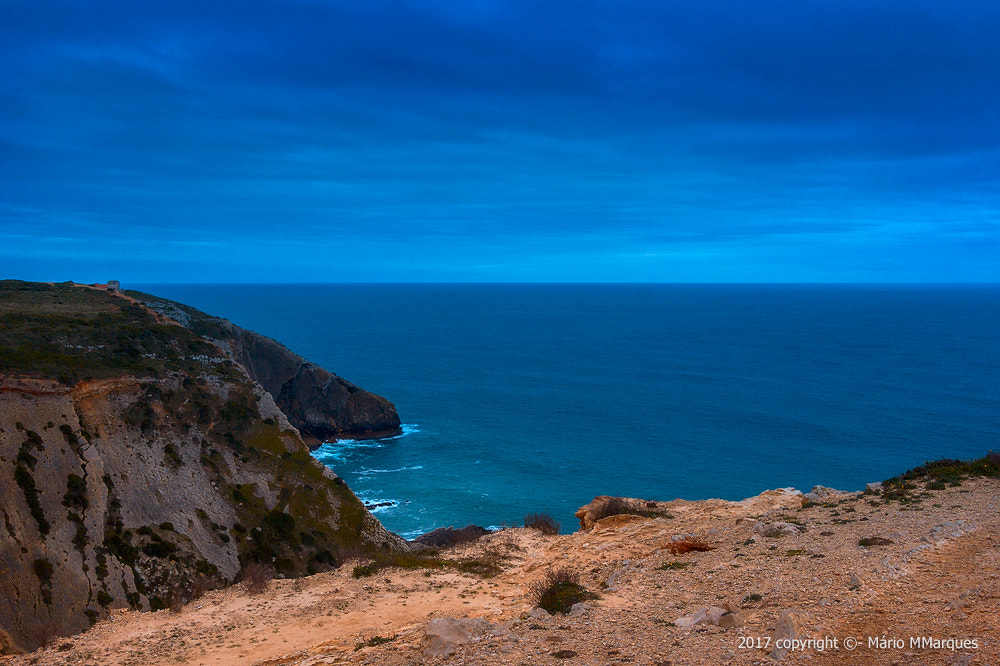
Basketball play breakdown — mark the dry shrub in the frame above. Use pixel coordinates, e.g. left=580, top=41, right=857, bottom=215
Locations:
left=590, top=497, right=669, bottom=522
left=0, top=628, right=24, bottom=656
left=665, top=538, right=715, bottom=555
left=166, top=574, right=214, bottom=613
left=528, top=568, right=598, bottom=614
left=239, top=561, right=275, bottom=595
left=589, top=497, right=633, bottom=521
left=524, top=512, right=560, bottom=535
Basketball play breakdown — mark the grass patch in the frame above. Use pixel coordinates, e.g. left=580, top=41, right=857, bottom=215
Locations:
left=858, top=536, right=893, bottom=548
left=352, top=550, right=506, bottom=579
left=881, top=455, right=1000, bottom=502
left=656, top=561, right=692, bottom=570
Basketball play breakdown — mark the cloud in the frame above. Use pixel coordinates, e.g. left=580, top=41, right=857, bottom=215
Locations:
left=1, top=0, right=998, bottom=282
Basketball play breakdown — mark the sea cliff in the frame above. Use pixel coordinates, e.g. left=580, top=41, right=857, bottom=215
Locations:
left=0, top=281, right=406, bottom=651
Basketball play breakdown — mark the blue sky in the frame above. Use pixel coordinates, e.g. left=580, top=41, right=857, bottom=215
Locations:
left=2, top=1, right=998, bottom=283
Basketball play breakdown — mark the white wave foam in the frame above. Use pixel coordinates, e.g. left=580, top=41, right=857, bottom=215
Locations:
left=356, top=464, right=424, bottom=475
left=311, top=424, right=420, bottom=463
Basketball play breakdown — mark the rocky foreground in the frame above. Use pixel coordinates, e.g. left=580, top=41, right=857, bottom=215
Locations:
left=4, top=476, right=997, bottom=666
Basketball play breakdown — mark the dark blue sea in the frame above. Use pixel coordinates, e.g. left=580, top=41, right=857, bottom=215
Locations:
left=136, top=284, right=1000, bottom=538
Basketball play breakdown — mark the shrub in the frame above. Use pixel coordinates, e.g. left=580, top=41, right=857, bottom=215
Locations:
left=63, top=473, right=88, bottom=511
left=589, top=497, right=632, bottom=521
left=589, top=496, right=672, bottom=521
left=858, top=536, right=893, bottom=548
left=354, top=635, right=395, bottom=651
left=524, top=512, right=560, bottom=535
left=239, top=562, right=275, bottom=595
left=0, top=628, right=23, bottom=656
left=528, top=568, right=598, bottom=614
left=352, top=561, right=380, bottom=578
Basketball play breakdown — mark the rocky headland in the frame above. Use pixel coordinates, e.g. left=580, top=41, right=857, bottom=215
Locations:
left=0, top=281, right=405, bottom=652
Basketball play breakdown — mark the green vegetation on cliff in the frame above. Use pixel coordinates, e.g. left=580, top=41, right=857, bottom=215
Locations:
left=0, top=280, right=239, bottom=384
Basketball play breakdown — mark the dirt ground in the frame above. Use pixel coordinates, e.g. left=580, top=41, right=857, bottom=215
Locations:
left=4, top=478, right=998, bottom=666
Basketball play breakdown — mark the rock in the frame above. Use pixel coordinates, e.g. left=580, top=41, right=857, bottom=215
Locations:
left=411, top=525, right=490, bottom=548
left=568, top=603, right=591, bottom=618
left=423, top=617, right=499, bottom=658
left=552, top=650, right=578, bottom=659
left=771, top=609, right=814, bottom=661
left=804, top=485, right=862, bottom=502
left=736, top=488, right=805, bottom=512
left=849, top=574, right=864, bottom=588
left=754, top=522, right=805, bottom=538
left=528, top=607, right=552, bottom=620
left=866, top=482, right=884, bottom=493
left=674, top=605, right=729, bottom=629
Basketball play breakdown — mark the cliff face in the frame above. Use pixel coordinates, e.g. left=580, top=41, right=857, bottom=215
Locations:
left=0, top=282, right=405, bottom=652
left=129, top=292, right=402, bottom=447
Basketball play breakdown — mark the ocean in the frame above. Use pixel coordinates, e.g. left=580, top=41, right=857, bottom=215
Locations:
left=136, top=284, right=1000, bottom=538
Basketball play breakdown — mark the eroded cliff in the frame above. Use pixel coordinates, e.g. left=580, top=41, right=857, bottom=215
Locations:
left=0, top=281, right=405, bottom=652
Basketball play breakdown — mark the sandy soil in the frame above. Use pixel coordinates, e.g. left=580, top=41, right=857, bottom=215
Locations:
left=4, top=478, right=998, bottom=666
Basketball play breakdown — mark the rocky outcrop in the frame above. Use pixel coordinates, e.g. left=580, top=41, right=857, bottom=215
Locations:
left=0, top=282, right=407, bottom=651
left=131, top=292, right=402, bottom=447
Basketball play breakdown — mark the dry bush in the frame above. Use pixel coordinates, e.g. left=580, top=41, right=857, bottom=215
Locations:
left=528, top=568, right=598, bottom=614
left=589, top=497, right=633, bottom=521
left=239, top=561, right=275, bottom=595
left=524, top=512, right=560, bottom=535
left=0, top=628, right=24, bottom=656
left=590, top=497, right=671, bottom=522
left=665, top=538, right=715, bottom=555
left=167, top=574, right=213, bottom=613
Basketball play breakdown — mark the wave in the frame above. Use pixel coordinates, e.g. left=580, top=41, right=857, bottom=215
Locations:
left=362, top=498, right=401, bottom=514
left=311, top=424, right=420, bottom=464
left=356, top=464, right=424, bottom=475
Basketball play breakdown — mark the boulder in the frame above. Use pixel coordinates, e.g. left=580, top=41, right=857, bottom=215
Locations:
left=412, top=525, right=490, bottom=548
left=771, top=609, right=815, bottom=661
left=423, top=617, right=505, bottom=658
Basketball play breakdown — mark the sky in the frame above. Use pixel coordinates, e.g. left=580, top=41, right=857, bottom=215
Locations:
left=2, top=1, right=998, bottom=283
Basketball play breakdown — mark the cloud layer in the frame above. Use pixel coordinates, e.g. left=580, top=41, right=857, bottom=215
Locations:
left=3, top=0, right=999, bottom=282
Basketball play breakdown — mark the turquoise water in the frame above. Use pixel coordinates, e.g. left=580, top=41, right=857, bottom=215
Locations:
left=138, top=284, right=1000, bottom=537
